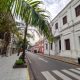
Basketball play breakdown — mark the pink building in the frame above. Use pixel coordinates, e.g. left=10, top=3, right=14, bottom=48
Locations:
left=31, top=40, right=44, bottom=54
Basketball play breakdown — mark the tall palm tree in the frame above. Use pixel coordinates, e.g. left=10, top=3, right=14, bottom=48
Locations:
left=0, top=0, right=53, bottom=59
left=14, top=0, right=54, bottom=60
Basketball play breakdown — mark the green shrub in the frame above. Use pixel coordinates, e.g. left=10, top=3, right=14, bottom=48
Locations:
left=19, top=55, right=23, bottom=59
left=15, top=59, right=24, bottom=65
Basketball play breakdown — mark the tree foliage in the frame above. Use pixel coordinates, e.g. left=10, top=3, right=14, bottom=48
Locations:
left=14, top=0, right=54, bottom=42
left=0, top=0, right=54, bottom=57
left=0, top=0, right=53, bottom=42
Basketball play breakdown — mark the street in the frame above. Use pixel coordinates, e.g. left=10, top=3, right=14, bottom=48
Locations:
left=26, top=51, right=80, bottom=80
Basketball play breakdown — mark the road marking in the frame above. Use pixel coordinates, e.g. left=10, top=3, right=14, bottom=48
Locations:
left=69, top=69, right=80, bottom=74
left=62, top=69, right=80, bottom=80
left=41, top=71, right=57, bottom=80
left=52, top=70, right=72, bottom=80
left=76, top=68, right=80, bottom=71
left=39, top=57, right=48, bottom=63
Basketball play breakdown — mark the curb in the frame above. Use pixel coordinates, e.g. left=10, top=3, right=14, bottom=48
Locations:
left=26, top=68, right=30, bottom=80
left=26, top=55, right=36, bottom=80
left=45, top=55, right=80, bottom=66
left=38, top=54, right=80, bottom=67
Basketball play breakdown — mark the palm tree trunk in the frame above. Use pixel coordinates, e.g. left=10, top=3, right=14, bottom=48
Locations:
left=22, top=23, right=28, bottom=61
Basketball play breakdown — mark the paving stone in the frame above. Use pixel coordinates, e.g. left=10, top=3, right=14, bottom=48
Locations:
left=0, top=54, right=29, bottom=80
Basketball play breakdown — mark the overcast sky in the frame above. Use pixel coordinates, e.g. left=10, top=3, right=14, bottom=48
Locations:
left=41, top=0, right=71, bottom=19
left=29, top=0, right=71, bottom=45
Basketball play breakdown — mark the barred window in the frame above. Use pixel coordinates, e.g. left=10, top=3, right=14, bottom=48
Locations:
left=59, top=40, right=61, bottom=50
left=50, top=43, right=53, bottom=50
left=55, top=23, right=58, bottom=29
left=65, top=39, right=70, bottom=50
left=75, top=5, right=80, bottom=17
left=46, top=44, right=48, bottom=50
left=63, top=16, right=67, bottom=25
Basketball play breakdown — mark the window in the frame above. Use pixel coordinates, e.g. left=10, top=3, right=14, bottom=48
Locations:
left=79, top=36, right=80, bottom=47
left=75, top=5, right=80, bottom=17
left=65, top=39, right=70, bottom=50
left=55, top=23, right=58, bottom=29
left=50, top=43, right=53, bottom=50
left=59, top=40, right=61, bottom=50
left=46, top=44, right=48, bottom=50
left=0, top=32, right=4, bottom=39
left=63, top=16, right=67, bottom=25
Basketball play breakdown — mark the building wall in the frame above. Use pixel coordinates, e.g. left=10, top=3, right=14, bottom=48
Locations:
left=44, top=39, right=55, bottom=55
left=44, top=0, right=80, bottom=59
left=60, top=23, right=80, bottom=58
left=31, top=40, right=44, bottom=54
left=0, top=33, right=17, bottom=56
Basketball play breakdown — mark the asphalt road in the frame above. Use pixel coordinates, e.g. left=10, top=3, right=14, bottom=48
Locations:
left=26, top=51, right=80, bottom=80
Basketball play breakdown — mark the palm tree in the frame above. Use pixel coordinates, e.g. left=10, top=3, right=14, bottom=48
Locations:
left=0, top=0, right=53, bottom=60
left=14, top=0, right=54, bottom=60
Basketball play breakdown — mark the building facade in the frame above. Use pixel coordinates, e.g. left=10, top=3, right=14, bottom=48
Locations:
left=0, top=33, right=17, bottom=56
left=31, top=40, right=44, bottom=54
left=44, top=0, right=80, bottom=59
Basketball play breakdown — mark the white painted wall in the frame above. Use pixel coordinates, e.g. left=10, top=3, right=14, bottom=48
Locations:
left=44, top=0, right=80, bottom=59
left=44, top=39, right=55, bottom=55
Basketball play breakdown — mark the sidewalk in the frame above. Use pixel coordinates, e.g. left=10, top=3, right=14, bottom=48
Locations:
left=38, top=53, right=80, bottom=66
left=0, top=54, right=30, bottom=80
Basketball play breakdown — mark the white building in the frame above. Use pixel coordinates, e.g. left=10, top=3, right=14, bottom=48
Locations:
left=44, top=0, right=80, bottom=59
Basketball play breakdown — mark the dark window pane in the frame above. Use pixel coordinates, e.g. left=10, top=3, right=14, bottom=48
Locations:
left=0, top=32, right=4, bottom=39
left=65, top=39, right=70, bottom=50
left=46, top=44, right=48, bottom=50
left=50, top=43, right=53, bottom=50
left=75, top=5, right=80, bottom=17
left=55, top=23, right=58, bottom=29
left=63, top=16, right=67, bottom=25
left=79, top=36, right=80, bottom=47
left=59, top=40, right=61, bottom=50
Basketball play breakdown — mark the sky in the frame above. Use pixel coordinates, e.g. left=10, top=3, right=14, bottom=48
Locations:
left=27, top=27, right=41, bottom=45
left=41, top=0, right=71, bottom=19
left=29, top=0, right=71, bottom=45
